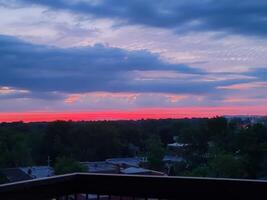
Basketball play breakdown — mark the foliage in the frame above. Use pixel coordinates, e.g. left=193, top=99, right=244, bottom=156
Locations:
left=146, top=135, right=165, bottom=170
left=54, top=156, right=87, bottom=175
left=208, top=154, right=246, bottom=178
left=183, top=165, right=210, bottom=177
left=183, top=154, right=247, bottom=178
left=0, top=118, right=266, bottom=179
left=0, top=172, right=7, bottom=184
left=0, top=124, right=33, bottom=167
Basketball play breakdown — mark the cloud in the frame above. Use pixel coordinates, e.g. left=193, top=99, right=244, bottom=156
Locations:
left=1, top=34, right=266, bottom=112
left=17, top=0, right=267, bottom=38
left=217, top=82, right=267, bottom=90
left=246, top=68, right=267, bottom=81
left=0, top=34, right=213, bottom=96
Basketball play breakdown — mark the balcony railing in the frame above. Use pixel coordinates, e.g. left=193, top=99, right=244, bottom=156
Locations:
left=0, top=173, right=266, bottom=200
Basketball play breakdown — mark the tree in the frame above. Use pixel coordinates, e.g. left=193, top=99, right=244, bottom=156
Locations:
left=236, top=124, right=267, bottom=178
left=54, top=157, right=87, bottom=175
left=208, top=154, right=247, bottom=178
left=183, top=165, right=210, bottom=177
left=0, top=129, right=33, bottom=167
left=207, top=117, right=228, bottom=134
left=0, top=172, right=7, bottom=184
left=146, top=135, right=165, bottom=170
left=178, top=127, right=209, bottom=168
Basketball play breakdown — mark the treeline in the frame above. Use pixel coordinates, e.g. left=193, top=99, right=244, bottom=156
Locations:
left=0, top=117, right=266, bottom=179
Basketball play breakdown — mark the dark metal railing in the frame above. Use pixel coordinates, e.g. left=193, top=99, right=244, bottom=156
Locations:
left=0, top=173, right=266, bottom=200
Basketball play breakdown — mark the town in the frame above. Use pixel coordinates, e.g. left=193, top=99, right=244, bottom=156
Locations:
left=1, top=116, right=267, bottom=185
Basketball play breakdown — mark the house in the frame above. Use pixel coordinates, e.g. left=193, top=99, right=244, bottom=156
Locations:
left=120, top=167, right=165, bottom=176
left=81, top=161, right=119, bottom=174
left=167, top=142, right=190, bottom=157
left=167, top=142, right=189, bottom=149
left=0, top=166, right=54, bottom=184
left=0, top=157, right=155, bottom=185
left=0, top=168, right=32, bottom=183
left=106, top=157, right=147, bottom=168
left=20, top=166, right=54, bottom=179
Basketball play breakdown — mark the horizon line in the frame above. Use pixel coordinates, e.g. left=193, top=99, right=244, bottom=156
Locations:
left=0, top=106, right=266, bottom=122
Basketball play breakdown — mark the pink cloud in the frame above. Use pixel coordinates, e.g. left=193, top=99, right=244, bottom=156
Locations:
left=218, top=82, right=267, bottom=90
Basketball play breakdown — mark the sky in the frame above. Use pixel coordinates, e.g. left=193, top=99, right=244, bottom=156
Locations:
left=0, top=0, right=267, bottom=122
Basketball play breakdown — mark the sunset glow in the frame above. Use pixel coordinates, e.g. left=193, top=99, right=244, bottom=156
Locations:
left=0, top=106, right=266, bottom=122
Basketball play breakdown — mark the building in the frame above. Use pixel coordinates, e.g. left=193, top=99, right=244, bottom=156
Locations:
left=0, top=166, right=54, bottom=183
left=0, top=168, right=32, bottom=183
left=106, top=157, right=147, bottom=168
left=20, top=166, right=54, bottom=179
left=167, top=142, right=189, bottom=149
left=120, top=167, right=165, bottom=176
left=81, top=162, right=119, bottom=174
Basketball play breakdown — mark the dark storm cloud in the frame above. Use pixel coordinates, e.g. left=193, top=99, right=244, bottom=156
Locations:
left=0, top=35, right=255, bottom=98
left=18, top=0, right=267, bottom=37
left=0, top=34, right=209, bottom=95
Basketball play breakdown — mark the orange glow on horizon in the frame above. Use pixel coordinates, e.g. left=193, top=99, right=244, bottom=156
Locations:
left=0, top=106, right=266, bottom=122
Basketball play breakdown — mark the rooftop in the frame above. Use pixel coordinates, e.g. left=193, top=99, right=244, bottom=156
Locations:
left=120, top=167, right=151, bottom=174
left=81, top=162, right=118, bottom=173
left=0, top=168, right=32, bottom=183
left=106, top=157, right=146, bottom=167
left=167, top=142, right=189, bottom=148
left=121, top=167, right=165, bottom=176
left=20, top=166, right=54, bottom=179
